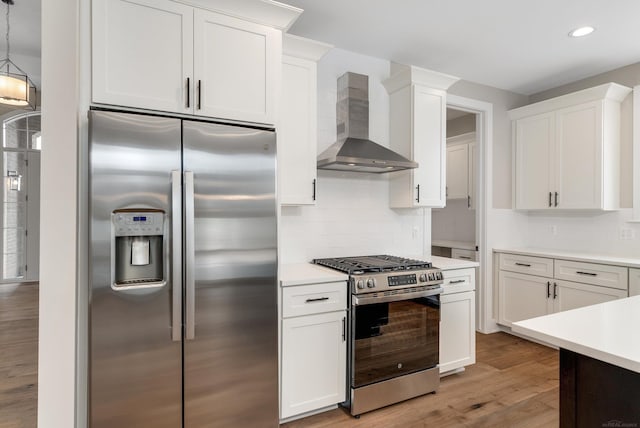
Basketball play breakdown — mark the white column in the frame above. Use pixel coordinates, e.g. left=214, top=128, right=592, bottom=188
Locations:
left=38, top=0, right=81, bottom=426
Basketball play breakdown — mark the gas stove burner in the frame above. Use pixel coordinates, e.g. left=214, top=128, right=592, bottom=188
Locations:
left=313, top=254, right=432, bottom=274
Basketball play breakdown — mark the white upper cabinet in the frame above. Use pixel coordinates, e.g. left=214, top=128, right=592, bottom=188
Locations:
left=510, top=83, right=631, bottom=210
left=384, top=64, right=459, bottom=208
left=92, top=0, right=293, bottom=125
left=279, top=35, right=331, bottom=206
left=92, top=0, right=194, bottom=114
left=446, top=132, right=476, bottom=208
left=193, top=10, right=279, bottom=124
left=446, top=143, right=468, bottom=199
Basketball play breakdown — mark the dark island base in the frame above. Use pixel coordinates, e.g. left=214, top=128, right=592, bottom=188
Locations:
left=560, top=348, right=640, bottom=428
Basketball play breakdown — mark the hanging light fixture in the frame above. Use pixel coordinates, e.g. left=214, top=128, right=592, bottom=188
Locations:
left=0, top=0, right=36, bottom=109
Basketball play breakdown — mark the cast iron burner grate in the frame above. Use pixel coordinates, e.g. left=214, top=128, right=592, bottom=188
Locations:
left=313, top=255, right=432, bottom=275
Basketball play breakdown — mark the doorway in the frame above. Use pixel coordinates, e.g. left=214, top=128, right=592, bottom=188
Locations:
left=1, top=111, right=41, bottom=282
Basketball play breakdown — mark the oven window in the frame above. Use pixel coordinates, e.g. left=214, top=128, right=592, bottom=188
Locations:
left=352, top=295, right=439, bottom=388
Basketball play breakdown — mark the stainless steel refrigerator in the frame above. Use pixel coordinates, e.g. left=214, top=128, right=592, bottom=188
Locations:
left=88, top=110, right=278, bottom=427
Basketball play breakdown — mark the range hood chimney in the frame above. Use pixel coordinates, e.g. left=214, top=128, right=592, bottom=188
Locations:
left=317, top=72, right=418, bottom=173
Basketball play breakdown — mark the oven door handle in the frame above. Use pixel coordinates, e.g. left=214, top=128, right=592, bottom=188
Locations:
left=352, top=286, right=443, bottom=306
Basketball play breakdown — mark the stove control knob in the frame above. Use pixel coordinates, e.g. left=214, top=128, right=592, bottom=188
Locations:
left=356, top=280, right=365, bottom=289
left=419, top=273, right=427, bottom=282
left=366, top=278, right=376, bottom=288
left=428, top=273, right=434, bottom=281
left=436, top=272, right=443, bottom=280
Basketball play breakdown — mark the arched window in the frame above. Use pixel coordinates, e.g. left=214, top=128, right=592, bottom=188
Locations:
left=1, top=110, right=40, bottom=281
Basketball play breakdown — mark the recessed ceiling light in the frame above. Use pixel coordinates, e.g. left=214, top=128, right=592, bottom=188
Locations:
left=569, top=26, right=595, bottom=38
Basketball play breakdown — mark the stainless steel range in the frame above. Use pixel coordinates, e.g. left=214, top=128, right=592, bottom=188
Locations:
left=313, top=255, right=444, bottom=416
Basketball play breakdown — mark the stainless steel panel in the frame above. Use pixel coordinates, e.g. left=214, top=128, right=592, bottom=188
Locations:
left=182, top=121, right=278, bottom=427
left=89, top=110, right=182, bottom=428
left=350, top=366, right=439, bottom=416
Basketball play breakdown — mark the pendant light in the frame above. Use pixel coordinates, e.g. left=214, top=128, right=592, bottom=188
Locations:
left=0, top=0, right=36, bottom=109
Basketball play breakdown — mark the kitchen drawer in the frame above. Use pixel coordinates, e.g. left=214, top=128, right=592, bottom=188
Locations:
left=499, top=253, right=554, bottom=278
left=554, top=259, right=628, bottom=291
left=441, top=268, right=475, bottom=294
left=282, top=281, right=347, bottom=318
left=451, top=248, right=476, bottom=261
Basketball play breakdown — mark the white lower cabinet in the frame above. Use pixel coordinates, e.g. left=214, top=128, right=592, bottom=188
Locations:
left=280, top=281, right=347, bottom=420
left=439, top=268, right=476, bottom=374
left=497, top=252, right=629, bottom=328
left=631, top=268, right=640, bottom=297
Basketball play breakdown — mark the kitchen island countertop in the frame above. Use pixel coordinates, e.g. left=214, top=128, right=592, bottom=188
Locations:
left=513, top=295, right=640, bottom=373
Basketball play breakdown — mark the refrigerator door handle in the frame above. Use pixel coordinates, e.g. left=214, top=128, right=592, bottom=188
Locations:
left=171, top=170, right=182, bottom=342
left=185, top=171, right=196, bottom=340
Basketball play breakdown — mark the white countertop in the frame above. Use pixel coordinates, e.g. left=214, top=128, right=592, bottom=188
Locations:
left=512, top=296, right=640, bottom=373
left=428, top=255, right=479, bottom=270
left=494, top=247, right=640, bottom=268
left=432, top=240, right=476, bottom=251
left=280, top=263, right=349, bottom=287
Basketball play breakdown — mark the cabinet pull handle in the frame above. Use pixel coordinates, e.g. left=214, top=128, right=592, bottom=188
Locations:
left=458, top=256, right=471, bottom=260
left=515, top=262, right=531, bottom=267
left=576, top=271, right=597, bottom=276
left=446, top=186, right=448, bottom=197
left=548, top=192, right=552, bottom=207
left=305, top=297, right=329, bottom=303
left=553, top=282, right=558, bottom=299
left=467, top=195, right=471, bottom=208
left=449, top=279, right=466, bottom=284
left=186, top=77, right=190, bottom=108
left=342, top=317, right=346, bottom=341
left=555, top=191, right=559, bottom=207
left=197, top=80, right=202, bottom=110
left=312, top=179, right=316, bottom=201
left=547, top=281, right=550, bottom=298
left=416, top=184, right=420, bottom=203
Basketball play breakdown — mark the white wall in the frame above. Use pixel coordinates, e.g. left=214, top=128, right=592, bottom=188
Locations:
left=431, top=199, right=476, bottom=243
left=280, top=48, right=426, bottom=263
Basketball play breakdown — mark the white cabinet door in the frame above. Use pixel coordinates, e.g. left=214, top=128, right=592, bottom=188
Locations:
left=281, top=311, right=346, bottom=419
left=92, top=0, right=194, bottom=113
left=514, top=112, right=554, bottom=209
left=440, top=291, right=475, bottom=374
left=413, top=85, right=447, bottom=207
left=555, top=102, right=602, bottom=209
left=630, top=268, right=640, bottom=297
left=446, top=143, right=468, bottom=199
left=468, top=142, right=477, bottom=209
left=498, top=271, right=552, bottom=327
left=279, top=55, right=317, bottom=205
left=193, top=9, right=279, bottom=125
left=553, top=280, right=627, bottom=312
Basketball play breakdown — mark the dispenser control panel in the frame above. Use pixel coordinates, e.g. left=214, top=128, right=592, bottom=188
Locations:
left=113, top=211, right=164, bottom=236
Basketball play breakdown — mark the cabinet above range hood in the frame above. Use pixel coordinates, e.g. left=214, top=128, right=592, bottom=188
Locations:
left=317, top=72, right=418, bottom=173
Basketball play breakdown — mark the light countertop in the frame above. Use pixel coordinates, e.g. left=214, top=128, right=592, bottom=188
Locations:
left=493, top=247, right=640, bottom=268
left=512, top=296, right=640, bottom=373
left=432, top=240, right=476, bottom=251
left=428, top=255, right=479, bottom=270
left=280, top=263, right=348, bottom=287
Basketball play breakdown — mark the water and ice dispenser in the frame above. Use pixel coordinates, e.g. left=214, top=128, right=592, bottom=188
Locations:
left=112, top=209, right=166, bottom=289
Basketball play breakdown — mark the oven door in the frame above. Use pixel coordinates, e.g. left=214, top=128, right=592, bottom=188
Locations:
left=350, top=287, right=442, bottom=388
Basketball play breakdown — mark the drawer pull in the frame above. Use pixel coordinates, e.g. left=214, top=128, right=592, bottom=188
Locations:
left=448, top=279, right=466, bottom=284
left=458, top=256, right=471, bottom=260
left=576, top=271, right=597, bottom=276
left=515, top=262, right=531, bottom=267
left=305, top=297, right=330, bottom=303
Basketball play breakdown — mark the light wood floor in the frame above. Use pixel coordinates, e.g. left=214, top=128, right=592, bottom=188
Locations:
left=0, top=282, right=559, bottom=428
left=0, top=282, right=38, bottom=428
left=283, top=332, right=559, bottom=428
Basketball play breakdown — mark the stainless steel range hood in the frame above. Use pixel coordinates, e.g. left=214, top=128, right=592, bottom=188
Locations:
left=317, top=72, right=418, bottom=173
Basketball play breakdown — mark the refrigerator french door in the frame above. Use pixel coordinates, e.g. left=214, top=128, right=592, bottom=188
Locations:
left=88, top=110, right=278, bottom=427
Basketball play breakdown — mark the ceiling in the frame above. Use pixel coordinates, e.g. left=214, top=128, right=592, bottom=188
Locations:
left=282, top=0, right=640, bottom=95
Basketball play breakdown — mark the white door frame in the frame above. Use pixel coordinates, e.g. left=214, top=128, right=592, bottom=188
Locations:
left=446, top=94, right=498, bottom=333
